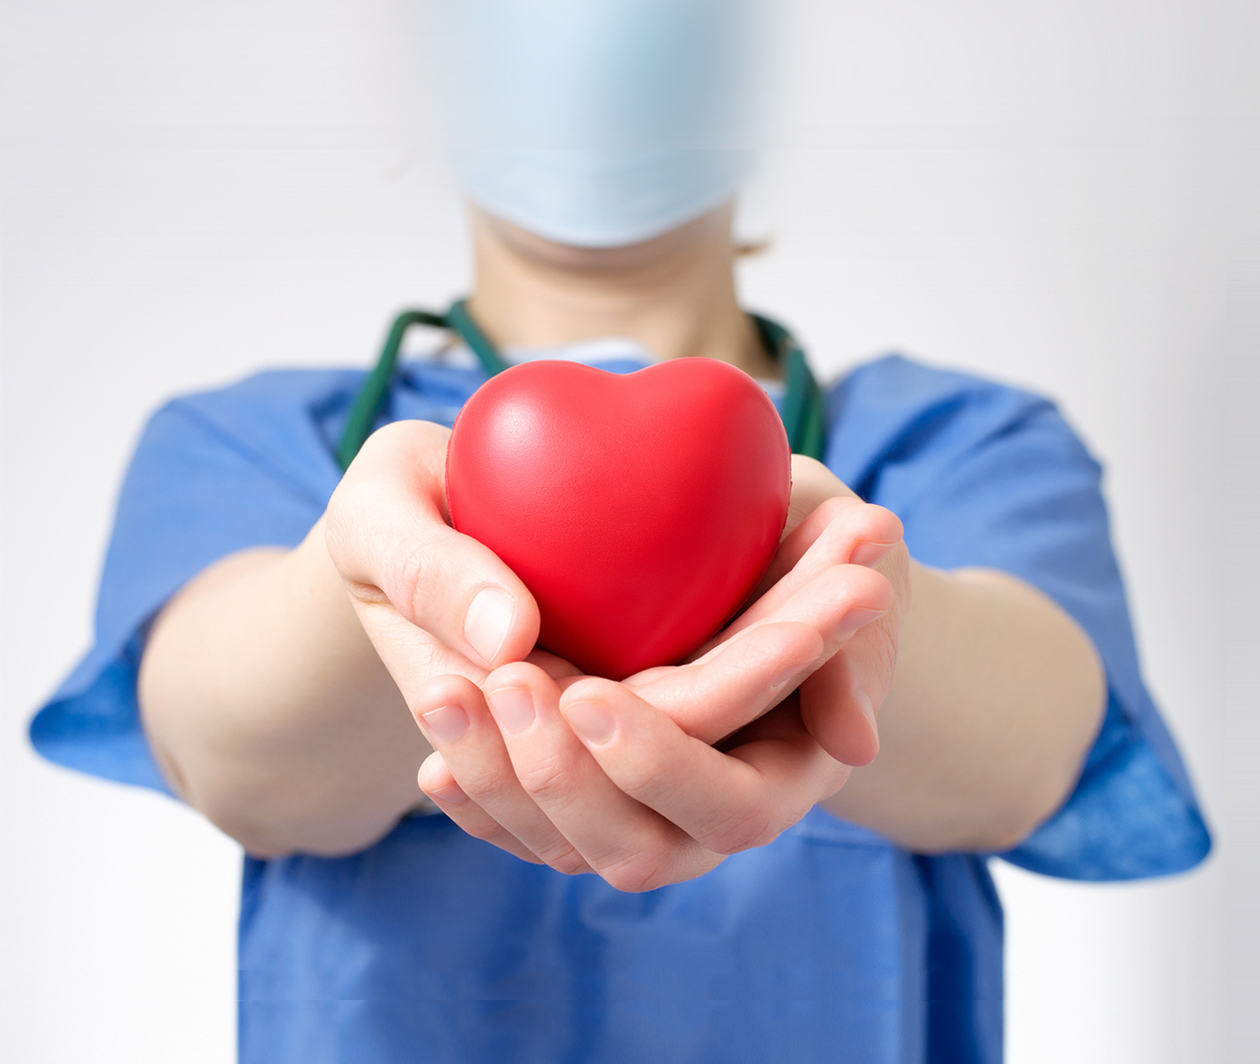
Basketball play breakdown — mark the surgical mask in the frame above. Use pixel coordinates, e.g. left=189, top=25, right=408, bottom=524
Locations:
left=435, top=0, right=765, bottom=249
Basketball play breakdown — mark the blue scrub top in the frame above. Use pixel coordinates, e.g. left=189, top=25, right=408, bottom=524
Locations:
left=30, top=341, right=1211, bottom=1063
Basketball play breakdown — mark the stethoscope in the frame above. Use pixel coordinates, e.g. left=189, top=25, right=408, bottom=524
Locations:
left=336, top=300, right=828, bottom=471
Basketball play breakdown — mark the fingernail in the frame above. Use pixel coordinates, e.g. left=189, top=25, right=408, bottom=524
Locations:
left=564, top=700, right=616, bottom=746
left=852, top=541, right=897, bottom=567
left=420, top=703, right=469, bottom=745
left=838, top=606, right=887, bottom=640
left=464, top=586, right=514, bottom=666
left=488, top=686, right=535, bottom=735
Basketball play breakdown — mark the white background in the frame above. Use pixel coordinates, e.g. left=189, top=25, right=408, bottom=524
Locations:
left=2, top=2, right=1257, bottom=1061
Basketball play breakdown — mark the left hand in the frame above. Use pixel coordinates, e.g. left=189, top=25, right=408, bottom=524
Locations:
left=409, top=459, right=909, bottom=890
left=715, top=456, right=911, bottom=765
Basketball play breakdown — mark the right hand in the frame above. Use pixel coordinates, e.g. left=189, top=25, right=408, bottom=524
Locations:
left=324, top=420, right=544, bottom=696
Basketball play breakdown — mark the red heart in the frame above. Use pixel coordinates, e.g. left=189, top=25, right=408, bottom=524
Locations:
left=445, top=357, right=792, bottom=680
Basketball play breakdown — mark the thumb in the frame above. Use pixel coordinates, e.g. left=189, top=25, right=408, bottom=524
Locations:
left=326, top=420, right=540, bottom=668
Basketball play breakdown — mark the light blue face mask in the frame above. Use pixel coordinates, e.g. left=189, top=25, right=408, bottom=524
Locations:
left=436, top=0, right=764, bottom=249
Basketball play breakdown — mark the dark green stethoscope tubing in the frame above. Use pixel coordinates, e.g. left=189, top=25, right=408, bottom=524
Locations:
left=336, top=299, right=828, bottom=472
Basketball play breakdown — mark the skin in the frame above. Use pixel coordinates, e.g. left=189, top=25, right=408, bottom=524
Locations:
left=137, top=205, right=1106, bottom=877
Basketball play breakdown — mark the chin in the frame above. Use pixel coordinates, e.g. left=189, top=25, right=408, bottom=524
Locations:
left=469, top=202, right=737, bottom=273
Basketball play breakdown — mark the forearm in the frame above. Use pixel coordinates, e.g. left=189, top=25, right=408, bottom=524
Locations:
left=823, top=562, right=1106, bottom=853
left=138, top=519, right=430, bottom=857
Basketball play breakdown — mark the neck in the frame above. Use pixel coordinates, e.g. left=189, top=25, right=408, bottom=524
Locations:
left=465, top=209, right=778, bottom=378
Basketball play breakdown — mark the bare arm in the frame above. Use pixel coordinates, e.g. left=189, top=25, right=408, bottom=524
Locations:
left=138, top=421, right=543, bottom=858
left=821, top=559, right=1105, bottom=853
left=138, top=526, right=423, bottom=858
left=762, top=456, right=1107, bottom=853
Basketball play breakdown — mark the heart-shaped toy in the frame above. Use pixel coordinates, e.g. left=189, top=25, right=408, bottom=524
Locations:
left=445, top=357, right=792, bottom=679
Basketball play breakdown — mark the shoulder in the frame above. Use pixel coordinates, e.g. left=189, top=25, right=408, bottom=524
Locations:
left=156, top=366, right=366, bottom=431
left=153, top=357, right=484, bottom=433
left=131, top=367, right=369, bottom=502
left=130, top=358, right=484, bottom=497
left=824, top=353, right=1098, bottom=506
left=828, top=353, right=1055, bottom=436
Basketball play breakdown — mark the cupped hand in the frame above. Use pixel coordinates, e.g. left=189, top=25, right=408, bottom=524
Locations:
left=636, top=455, right=907, bottom=764
left=409, top=460, right=908, bottom=889
left=761, top=456, right=910, bottom=764
left=412, top=632, right=849, bottom=891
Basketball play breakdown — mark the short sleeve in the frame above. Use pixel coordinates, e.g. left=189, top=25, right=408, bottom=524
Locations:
left=896, top=393, right=1211, bottom=880
left=29, top=395, right=333, bottom=795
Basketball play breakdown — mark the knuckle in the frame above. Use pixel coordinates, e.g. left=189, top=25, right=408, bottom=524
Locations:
left=815, top=494, right=852, bottom=527
left=393, top=540, right=431, bottom=617
left=615, top=752, right=673, bottom=805
left=701, top=807, right=775, bottom=856
left=515, top=756, right=572, bottom=805
left=814, top=499, right=879, bottom=567
left=456, top=764, right=512, bottom=805
left=406, top=676, right=469, bottom=727
left=392, top=532, right=457, bottom=624
left=601, top=852, right=666, bottom=894
left=540, top=843, right=589, bottom=877
left=815, top=523, right=856, bottom=568
left=867, top=503, right=904, bottom=541
left=459, top=819, right=503, bottom=844
left=830, top=563, right=892, bottom=609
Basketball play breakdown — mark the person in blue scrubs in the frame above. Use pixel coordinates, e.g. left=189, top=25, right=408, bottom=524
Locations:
left=30, top=3, right=1210, bottom=1062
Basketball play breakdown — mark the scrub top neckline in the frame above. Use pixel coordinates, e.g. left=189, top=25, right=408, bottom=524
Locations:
left=413, top=337, right=787, bottom=398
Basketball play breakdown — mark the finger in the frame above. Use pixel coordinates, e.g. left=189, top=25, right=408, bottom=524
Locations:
left=766, top=491, right=904, bottom=591
left=726, top=699, right=854, bottom=809
left=409, top=673, right=591, bottom=874
left=798, top=621, right=896, bottom=765
left=326, top=419, right=540, bottom=668
left=523, top=647, right=585, bottom=682
left=630, top=565, right=893, bottom=743
left=559, top=679, right=840, bottom=856
left=621, top=621, right=820, bottom=745
left=417, top=752, right=542, bottom=865
left=724, top=496, right=903, bottom=646
left=354, top=602, right=489, bottom=699
left=484, top=663, right=720, bottom=892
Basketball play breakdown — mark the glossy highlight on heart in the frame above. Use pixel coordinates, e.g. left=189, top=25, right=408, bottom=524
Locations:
left=445, top=357, right=792, bottom=679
